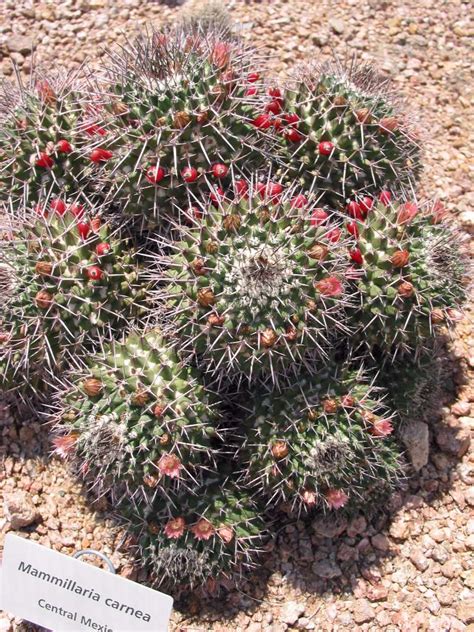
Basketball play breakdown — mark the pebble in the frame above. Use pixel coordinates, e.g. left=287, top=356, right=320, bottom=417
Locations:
left=3, top=490, right=42, bottom=530
left=5, top=34, right=35, bottom=54
left=329, top=18, right=345, bottom=35
left=352, top=600, right=375, bottom=623
left=312, top=559, right=342, bottom=579
left=371, top=533, right=390, bottom=552
left=280, top=602, right=305, bottom=625
left=401, top=419, right=430, bottom=471
left=410, top=548, right=430, bottom=571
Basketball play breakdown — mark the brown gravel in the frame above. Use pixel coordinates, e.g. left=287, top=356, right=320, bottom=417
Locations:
left=1, top=1, right=473, bottom=631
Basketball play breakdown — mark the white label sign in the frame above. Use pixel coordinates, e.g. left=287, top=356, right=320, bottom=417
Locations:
left=0, top=534, right=173, bottom=631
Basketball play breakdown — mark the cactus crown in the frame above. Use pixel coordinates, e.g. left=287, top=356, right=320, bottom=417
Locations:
left=350, top=197, right=466, bottom=354
left=54, top=329, right=222, bottom=505
left=241, top=367, right=404, bottom=514
left=0, top=200, right=146, bottom=398
left=89, top=28, right=269, bottom=230
left=155, top=175, right=353, bottom=385
left=275, top=59, right=422, bottom=209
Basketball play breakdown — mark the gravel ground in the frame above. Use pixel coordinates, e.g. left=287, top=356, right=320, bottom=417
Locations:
left=0, top=1, right=473, bottom=631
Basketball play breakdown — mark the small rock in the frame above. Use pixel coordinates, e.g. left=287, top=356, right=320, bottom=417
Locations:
left=401, top=419, right=429, bottom=471
left=312, top=33, right=329, bottom=47
left=337, top=543, right=358, bottom=561
left=432, top=546, right=449, bottom=564
left=459, top=210, right=474, bottom=234
left=353, top=600, right=375, bottom=624
left=4, top=490, right=41, bottom=530
left=452, top=401, right=471, bottom=416
left=440, top=560, right=462, bottom=579
left=366, top=584, right=388, bottom=602
left=410, top=548, right=429, bottom=571
left=280, top=602, right=305, bottom=626
left=435, top=420, right=471, bottom=457
left=389, top=517, right=410, bottom=540
left=456, top=599, right=474, bottom=624
left=312, top=516, right=347, bottom=538
left=5, top=35, right=35, bottom=55
left=430, top=527, right=447, bottom=543
left=462, top=570, right=474, bottom=589
left=312, top=559, right=342, bottom=579
left=347, top=515, right=367, bottom=538
left=329, top=18, right=345, bottom=34
left=371, top=534, right=390, bottom=552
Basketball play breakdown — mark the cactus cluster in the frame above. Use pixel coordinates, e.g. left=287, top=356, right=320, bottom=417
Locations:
left=0, top=3, right=467, bottom=594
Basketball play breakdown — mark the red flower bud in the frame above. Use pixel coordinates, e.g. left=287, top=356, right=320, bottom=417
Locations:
left=284, top=112, right=300, bottom=126
left=349, top=248, right=363, bottom=265
left=359, top=196, right=374, bottom=214
left=378, top=190, right=392, bottom=206
left=209, top=187, right=225, bottom=206
left=346, top=221, right=359, bottom=237
left=90, top=148, right=113, bottom=163
left=56, top=139, right=72, bottom=154
left=85, top=124, right=107, bottom=136
left=181, top=166, right=199, bottom=183
left=318, top=141, right=334, bottom=156
left=266, top=100, right=282, bottom=115
left=86, top=266, right=103, bottom=281
left=347, top=200, right=364, bottom=220
left=290, top=194, right=308, bottom=209
left=77, top=222, right=91, bottom=240
left=310, top=208, right=328, bottom=226
left=326, top=227, right=342, bottom=243
left=284, top=128, right=303, bottom=143
left=96, top=242, right=111, bottom=256
left=69, top=203, right=85, bottom=218
left=35, top=152, right=54, bottom=168
left=146, top=165, right=166, bottom=184
left=50, top=198, right=67, bottom=216
left=212, top=163, right=229, bottom=179
left=234, top=179, right=248, bottom=198
left=252, top=113, right=272, bottom=129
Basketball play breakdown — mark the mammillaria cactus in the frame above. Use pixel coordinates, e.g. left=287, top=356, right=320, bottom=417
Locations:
left=157, top=175, right=352, bottom=385
left=271, top=60, right=421, bottom=210
left=348, top=196, right=466, bottom=355
left=240, top=368, right=404, bottom=515
left=0, top=71, right=99, bottom=207
left=0, top=4, right=468, bottom=596
left=123, top=478, right=267, bottom=592
left=0, top=199, right=145, bottom=400
left=88, top=28, right=270, bottom=230
left=54, top=329, right=222, bottom=506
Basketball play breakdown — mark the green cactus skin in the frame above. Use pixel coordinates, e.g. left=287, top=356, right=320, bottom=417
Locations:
left=349, top=199, right=466, bottom=355
left=240, top=367, right=404, bottom=515
left=378, top=343, right=451, bottom=426
left=90, top=28, right=270, bottom=230
left=121, top=477, right=268, bottom=592
left=0, top=203, right=146, bottom=399
left=158, top=179, right=352, bottom=385
left=0, top=71, right=98, bottom=206
left=275, top=60, right=421, bottom=209
left=54, top=330, right=222, bottom=503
